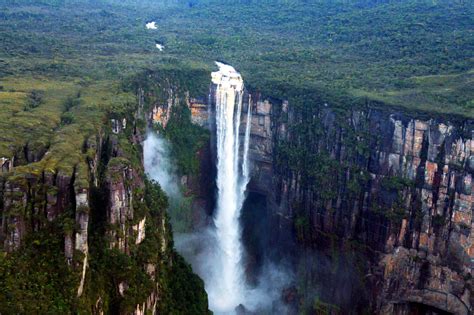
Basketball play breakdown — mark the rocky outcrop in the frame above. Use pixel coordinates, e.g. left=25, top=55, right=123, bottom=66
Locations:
left=106, top=154, right=143, bottom=253
left=380, top=247, right=471, bottom=315
left=149, top=90, right=209, bottom=129
left=189, top=97, right=209, bottom=128
left=147, top=84, right=214, bottom=228
left=0, top=169, right=77, bottom=250
left=150, top=95, right=174, bottom=128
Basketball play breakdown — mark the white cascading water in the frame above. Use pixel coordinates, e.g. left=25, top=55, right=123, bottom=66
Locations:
left=241, top=94, right=252, bottom=195
left=209, top=62, right=252, bottom=313
left=143, top=62, right=254, bottom=313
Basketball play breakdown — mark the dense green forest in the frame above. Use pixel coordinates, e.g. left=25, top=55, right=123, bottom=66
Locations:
left=1, top=0, right=473, bottom=119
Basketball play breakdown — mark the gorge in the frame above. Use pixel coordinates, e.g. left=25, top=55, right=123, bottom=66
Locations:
left=1, top=60, right=472, bottom=314
left=0, top=64, right=472, bottom=314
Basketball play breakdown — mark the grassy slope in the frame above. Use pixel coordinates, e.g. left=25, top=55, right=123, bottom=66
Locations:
left=0, top=2, right=154, bottom=180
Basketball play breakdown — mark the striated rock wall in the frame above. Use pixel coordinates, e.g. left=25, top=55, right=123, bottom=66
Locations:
left=149, top=91, right=209, bottom=129
left=129, top=69, right=474, bottom=313
left=163, top=73, right=473, bottom=313
left=121, top=71, right=474, bottom=314
left=0, top=169, right=85, bottom=251
left=240, top=93, right=474, bottom=314
left=147, top=84, right=214, bottom=227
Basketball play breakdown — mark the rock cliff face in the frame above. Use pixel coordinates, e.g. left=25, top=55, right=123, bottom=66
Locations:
left=146, top=79, right=214, bottom=228
left=0, top=160, right=91, bottom=281
left=239, top=93, right=474, bottom=314
left=0, top=84, right=209, bottom=314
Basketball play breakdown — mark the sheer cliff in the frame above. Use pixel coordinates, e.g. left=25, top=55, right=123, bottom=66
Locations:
left=0, top=80, right=209, bottom=314
left=244, top=95, right=474, bottom=314
left=1, top=0, right=472, bottom=314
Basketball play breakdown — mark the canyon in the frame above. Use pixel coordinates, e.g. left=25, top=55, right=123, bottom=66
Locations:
left=1, top=66, right=472, bottom=314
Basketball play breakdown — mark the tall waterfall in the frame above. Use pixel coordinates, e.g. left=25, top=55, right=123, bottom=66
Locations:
left=209, top=62, right=252, bottom=312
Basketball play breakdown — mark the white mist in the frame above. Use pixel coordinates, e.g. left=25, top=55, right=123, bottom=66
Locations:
left=143, top=132, right=180, bottom=199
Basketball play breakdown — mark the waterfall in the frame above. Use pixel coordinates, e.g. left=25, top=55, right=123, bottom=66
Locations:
left=143, top=63, right=291, bottom=315
left=143, top=62, right=254, bottom=313
left=209, top=62, right=252, bottom=313
left=241, top=95, right=253, bottom=193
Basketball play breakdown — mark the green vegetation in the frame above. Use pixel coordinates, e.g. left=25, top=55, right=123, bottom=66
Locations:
left=0, top=77, right=79, bottom=160
left=167, top=196, right=196, bottom=233
left=125, top=67, right=210, bottom=176
left=126, top=69, right=210, bottom=233
left=0, top=159, right=209, bottom=313
left=143, top=179, right=210, bottom=315
left=313, top=298, right=341, bottom=315
left=0, top=50, right=208, bottom=313
left=81, top=178, right=209, bottom=314
left=294, top=213, right=311, bottom=243
left=1, top=0, right=473, bottom=119
left=0, top=0, right=471, bottom=214
left=158, top=252, right=211, bottom=315
left=0, top=222, right=77, bottom=313
left=381, top=176, right=415, bottom=192
left=0, top=0, right=472, bottom=312
left=0, top=76, right=135, bottom=192
left=164, top=101, right=209, bottom=175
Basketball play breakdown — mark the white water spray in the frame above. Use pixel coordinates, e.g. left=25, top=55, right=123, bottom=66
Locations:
left=143, top=132, right=180, bottom=199
left=208, top=62, right=252, bottom=313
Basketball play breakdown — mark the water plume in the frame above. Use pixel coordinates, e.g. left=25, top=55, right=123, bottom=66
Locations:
left=208, top=61, right=251, bottom=312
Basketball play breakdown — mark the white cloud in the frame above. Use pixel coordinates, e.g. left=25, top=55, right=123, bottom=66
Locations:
left=146, top=21, right=157, bottom=29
